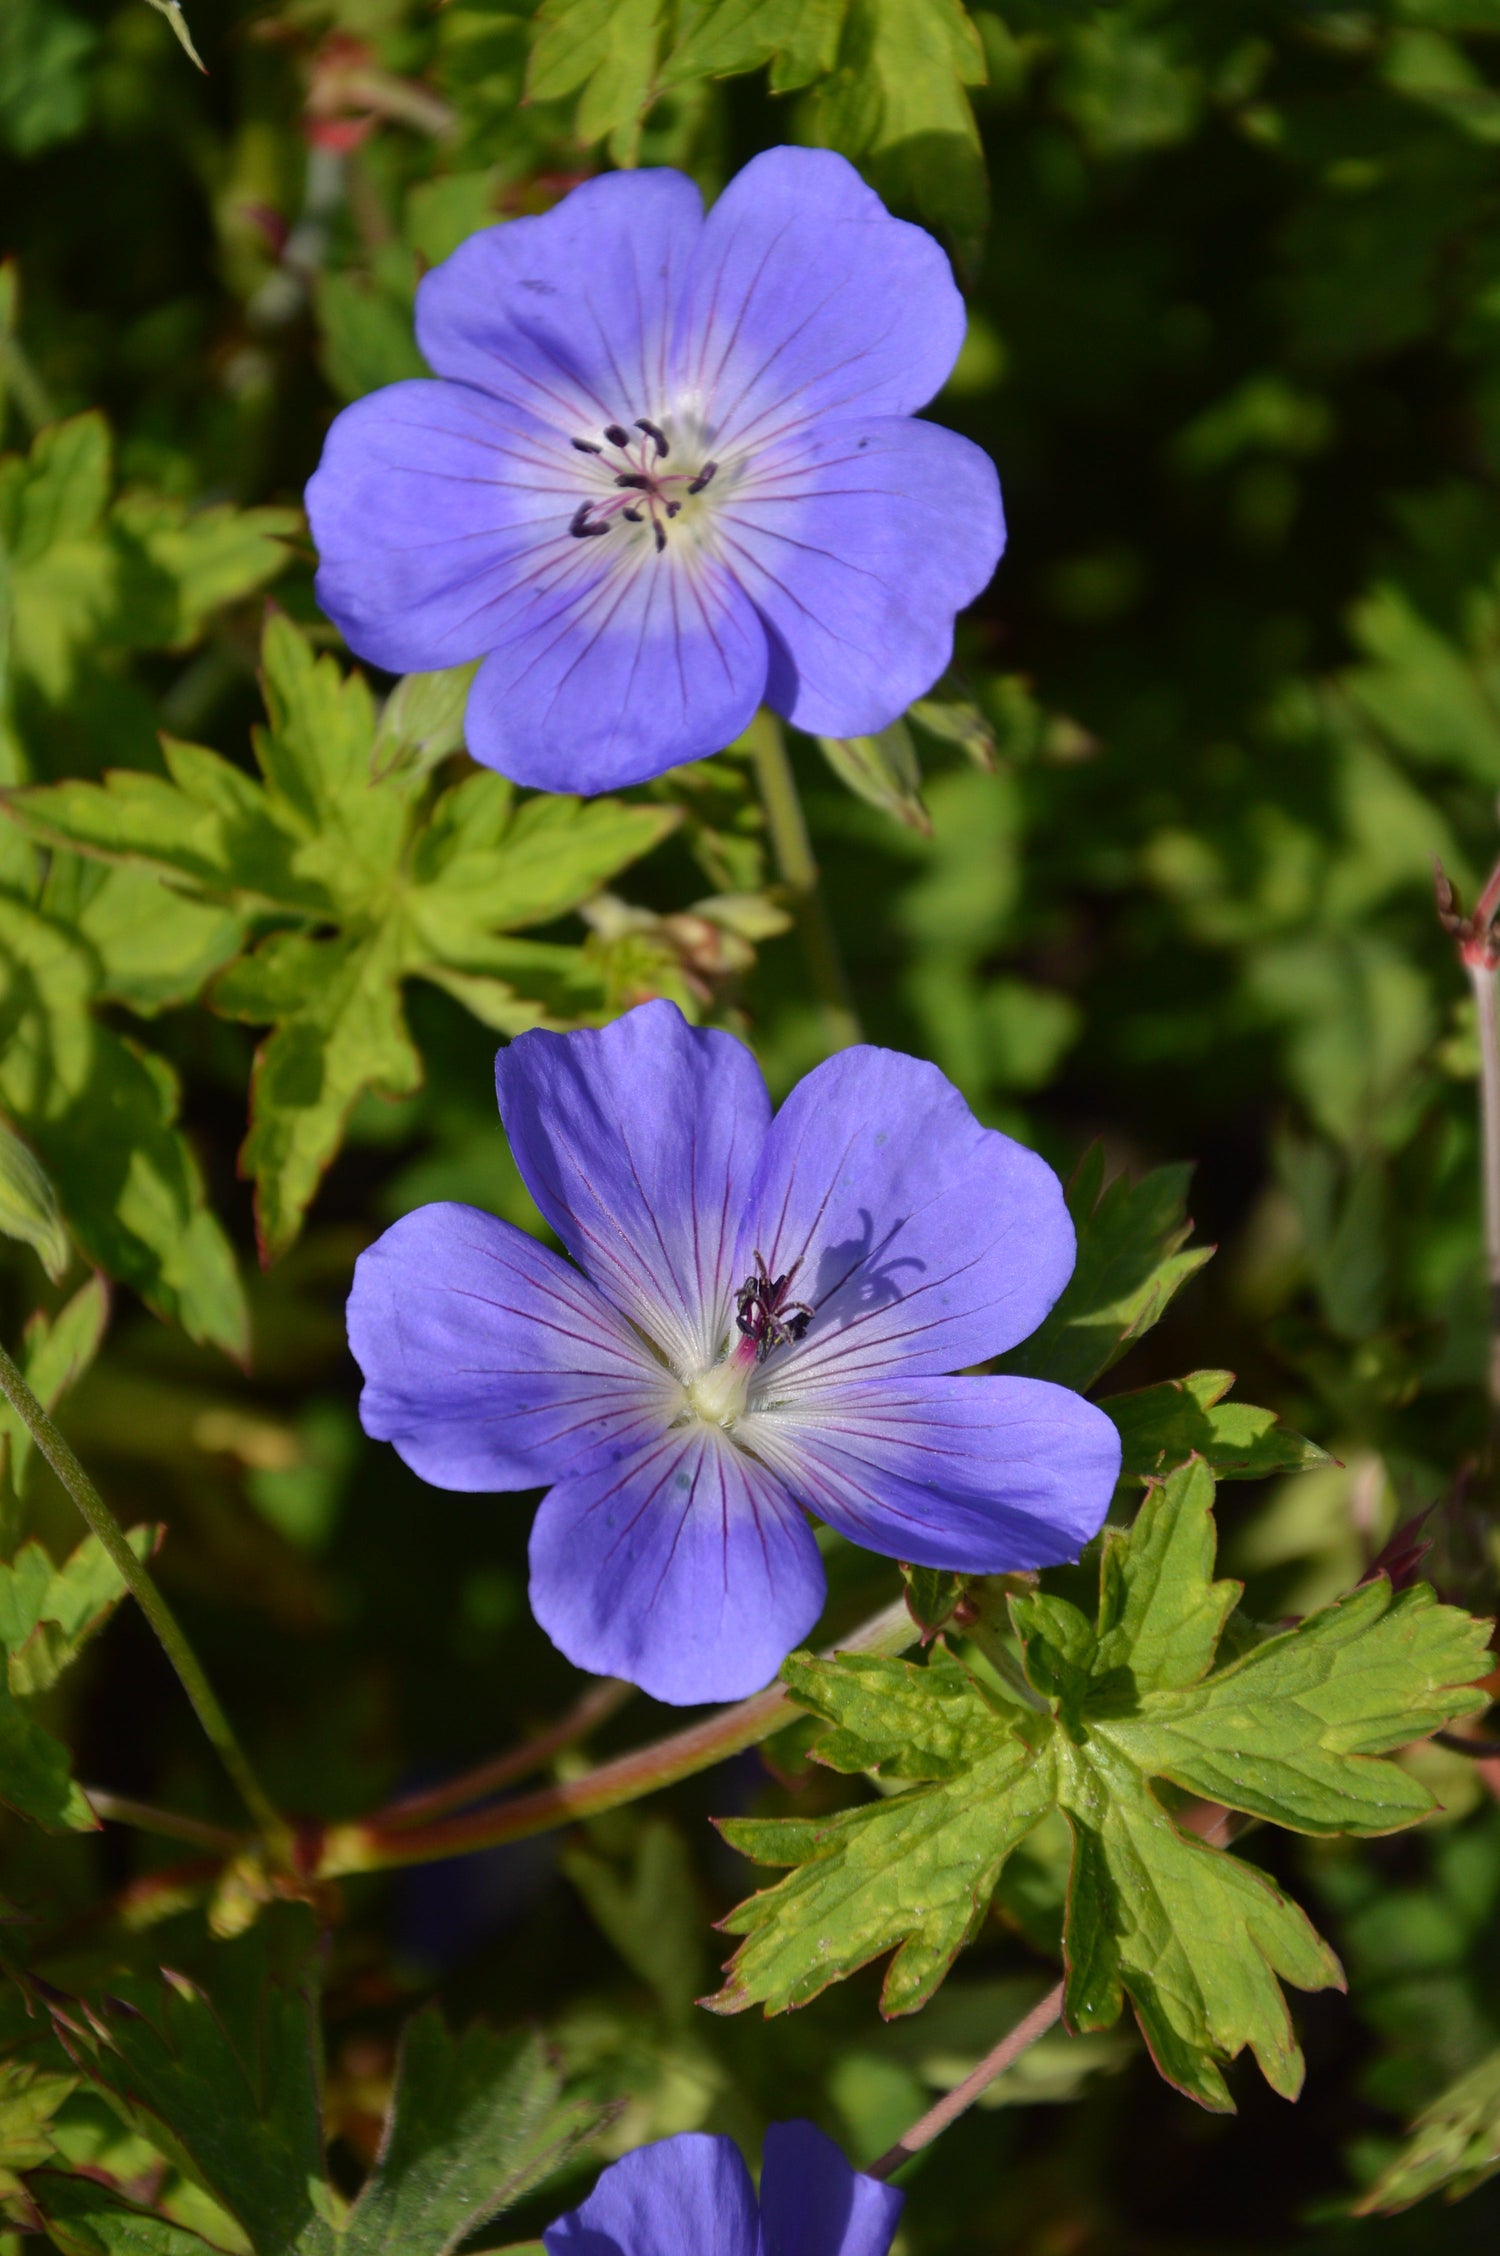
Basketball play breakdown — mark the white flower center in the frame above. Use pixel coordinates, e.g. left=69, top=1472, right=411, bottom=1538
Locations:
left=685, top=1341, right=755, bottom=1430
left=566, top=414, right=722, bottom=556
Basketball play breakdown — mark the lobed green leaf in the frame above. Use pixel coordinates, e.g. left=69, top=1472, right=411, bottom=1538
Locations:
left=1104, top=1368, right=1333, bottom=1486
left=997, top=1146, right=1213, bottom=1392
left=711, top=1461, right=1491, bottom=2109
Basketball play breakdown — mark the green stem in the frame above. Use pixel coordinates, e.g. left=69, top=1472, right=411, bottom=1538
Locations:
left=0, top=1339, right=291, bottom=1860
left=1467, top=952, right=1500, bottom=1423
left=747, top=709, right=864, bottom=1052
left=82, top=1787, right=241, bottom=1856
left=317, top=1595, right=916, bottom=1878
left=868, top=1981, right=1066, bottom=2179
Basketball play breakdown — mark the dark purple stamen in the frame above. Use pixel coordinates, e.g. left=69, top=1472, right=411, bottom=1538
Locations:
left=735, top=1254, right=813, bottom=1361
left=569, top=419, right=717, bottom=553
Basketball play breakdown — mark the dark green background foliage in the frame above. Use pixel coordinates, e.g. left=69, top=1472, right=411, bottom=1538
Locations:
left=4, top=2, right=1500, bottom=2248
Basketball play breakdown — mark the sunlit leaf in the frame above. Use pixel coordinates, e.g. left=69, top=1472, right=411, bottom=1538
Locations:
left=996, top=1146, right=1213, bottom=1392
left=710, top=1462, right=1491, bottom=2110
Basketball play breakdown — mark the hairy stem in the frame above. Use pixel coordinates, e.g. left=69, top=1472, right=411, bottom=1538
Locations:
left=747, top=709, right=864, bottom=1052
left=868, top=1982, right=1066, bottom=2179
left=0, top=1339, right=291, bottom=1858
left=1468, top=952, right=1500, bottom=1420
left=374, top=1677, right=636, bottom=1831
left=317, top=1596, right=915, bottom=1878
left=83, top=1788, right=242, bottom=1856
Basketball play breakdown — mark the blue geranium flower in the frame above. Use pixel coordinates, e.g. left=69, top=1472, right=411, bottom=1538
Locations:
left=347, top=1001, right=1119, bottom=1706
left=306, top=148, right=1002, bottom=794
left=543, top=2121, right=902, bottom=2256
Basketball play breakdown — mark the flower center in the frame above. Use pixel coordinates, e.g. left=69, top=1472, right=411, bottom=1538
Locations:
left=567, top=417, right=719, bottom=555
left=685, top=1334, right=757, bottom=1429
left=683, top=1259, right=814, bottom=1433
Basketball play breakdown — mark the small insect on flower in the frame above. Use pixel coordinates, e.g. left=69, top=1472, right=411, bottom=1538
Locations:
left=304, top=147, right=1004, bottom=795
left=543, top=2121, right=902, bottom=2256
left=348, top=1002, right=1119, bottom=1705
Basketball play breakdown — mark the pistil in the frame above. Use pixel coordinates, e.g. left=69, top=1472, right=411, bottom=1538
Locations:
left=685, top=1334, right=758, bottom=1429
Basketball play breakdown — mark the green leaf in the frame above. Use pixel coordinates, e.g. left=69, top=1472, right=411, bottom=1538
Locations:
left=1354, top=2044, right=1500, bottom=2213
left=0, top=894, right=247, bottom=1354
left=805, top=0, right=990, bottom=246
left=0, top=414, right=114, bottom=704
left=6, top=616, right=676, bottom=1258
left=0, top=2057, right=74, bottom=2202
left=214, top=928, right=421, bottom=1266
left=44, top=861, right=242, bottom=1018
left=371, top=664, right=479, bottom=782
left=1346, top=579, right=1500, bottom=784
left=0, top=1510, right=154, bottom=1835
left=26, top=2175, right=228, bottom=2256
left=0, top=1272, right=107, bottom=1509
left=709, top=1463, right=1492, bottom=2110
left=996, top=1145, right=1213, bottom=1392
left=527, top=0, right=663, bottom=164
left=0, top=1677, right=93, bottom=1832
left=562, top=1818, right=706, bottom=2021
left=142, top=3, right=207, bottom=78
left=342, top=2013, right=609, bottom=2256
left=0, top=1117, right=68, bottom=1281
left=0, top=0, right=94, bottom=160
left=1104, top=1369, right=1333, bottom=1485
left=661, top=0, right=848, bottom=94
left=899, top=1563, right=973, bottom=1641
left=0, top=413, right=292, bottom=751
left=0, top=1521, right=157, bottom=1698
left=407, top=782, right=679, bottom=959
left=35, top=1907, right=337, bottom=2256
left=816, top=721, right=930, bottom=833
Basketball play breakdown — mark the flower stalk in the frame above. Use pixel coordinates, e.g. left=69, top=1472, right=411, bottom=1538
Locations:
left=0, top=1338, right=292, bottom=1861
left=1437, top=855, right=1500, bottom=1419
left=314, top=1596, right=916, bottom=1879
left=867, top=1981, right=1067, bottom=2178
left=746, top=709, right=864, bottom=1053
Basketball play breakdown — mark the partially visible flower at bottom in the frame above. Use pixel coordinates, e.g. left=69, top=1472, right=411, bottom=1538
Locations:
left=543, top=2121, right=901, bottom=2256
left=348, top=1000, right=1121, bottom=1704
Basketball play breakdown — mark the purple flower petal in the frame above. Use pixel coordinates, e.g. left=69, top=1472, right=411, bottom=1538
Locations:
left=496, top=1000, right=771, bottom=1374
left=416, top=170, right=706, bottom=428
left=347, top=1203, right=676, bottom=1491
left=544, top=2132, right=760, bottom=2256
left=734, top=1047, right=1075, bottom=1385
left=528, top=1424, right=824, bottom=1704
left=743, top=1376, right=1120, bottom=1573
left=761, top=2121, right=903, bottom=2256
left=459, top=530, right=769, bottom=791
left=684, top=147, right=967, bottom=447
left=307, top=379, right=598, bottom=678
left=306, top=151, right=1004, bottom=793
left=724, top=416, right=1003, bottom=739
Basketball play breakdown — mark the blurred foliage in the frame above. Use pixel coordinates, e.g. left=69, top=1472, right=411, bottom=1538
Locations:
left=0, top=0, right=1499, bottom=2247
